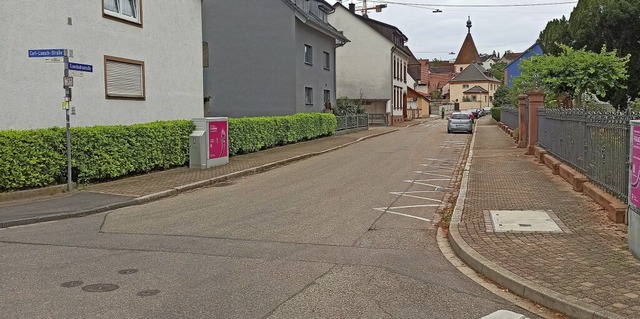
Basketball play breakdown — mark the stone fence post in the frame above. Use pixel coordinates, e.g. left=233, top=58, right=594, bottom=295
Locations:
left=526, top=90, right=545, bottom=155
left=517, top=94, right=527, bottom=148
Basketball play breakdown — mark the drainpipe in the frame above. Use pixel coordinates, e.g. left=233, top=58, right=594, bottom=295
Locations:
left=390, top=46, right=396, bottom=126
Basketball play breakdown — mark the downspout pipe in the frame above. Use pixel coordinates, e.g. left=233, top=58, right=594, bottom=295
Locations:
left=390, top=46, right=396, bottom=126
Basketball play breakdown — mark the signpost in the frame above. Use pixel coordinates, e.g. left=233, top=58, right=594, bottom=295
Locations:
left=28, top=48, right=92, bottom=191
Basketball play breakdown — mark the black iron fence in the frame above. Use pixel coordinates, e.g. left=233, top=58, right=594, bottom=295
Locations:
left=336, top=114, right=369, bottom=131
left=537, top=108, right=639, bottom=201
left=500, top=105, right=519, bottom=131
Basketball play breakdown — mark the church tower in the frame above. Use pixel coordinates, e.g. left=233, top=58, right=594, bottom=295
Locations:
left=453, top=16, right=481, bottom=73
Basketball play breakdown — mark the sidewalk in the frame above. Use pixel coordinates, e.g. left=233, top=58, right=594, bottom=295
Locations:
left=0, top=119, right=429, bottom=227
left=450, top=116, right=640, bottom=319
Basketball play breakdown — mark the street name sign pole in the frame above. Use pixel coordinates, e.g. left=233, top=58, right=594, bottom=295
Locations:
left=28, top=49, right=92, bottom=191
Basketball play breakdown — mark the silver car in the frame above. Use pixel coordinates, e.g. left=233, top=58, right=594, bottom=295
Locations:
left=447, top=112, right=473, bottom=134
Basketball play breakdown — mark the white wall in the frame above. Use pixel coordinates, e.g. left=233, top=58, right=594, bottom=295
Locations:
left=0, top=0, right=203, bottom=130
left=329, top=6, right=391, bottom=102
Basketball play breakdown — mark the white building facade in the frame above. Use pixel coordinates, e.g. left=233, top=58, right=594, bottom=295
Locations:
left=329, top=3, right=411, bottom=125
left=0, top=0, right=203, bottom=130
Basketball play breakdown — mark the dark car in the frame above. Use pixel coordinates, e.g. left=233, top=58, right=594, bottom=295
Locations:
left=447, top=112, right=473, bottom=134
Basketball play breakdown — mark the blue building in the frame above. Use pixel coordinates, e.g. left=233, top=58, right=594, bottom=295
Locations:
left=504, top=43, right=543, bottom=87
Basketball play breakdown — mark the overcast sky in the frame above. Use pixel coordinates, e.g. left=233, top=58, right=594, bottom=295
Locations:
left=346, top=0, right=577, bottom=61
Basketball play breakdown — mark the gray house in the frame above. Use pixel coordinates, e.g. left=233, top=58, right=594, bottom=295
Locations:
left=202, top=0, right=349, bottom=118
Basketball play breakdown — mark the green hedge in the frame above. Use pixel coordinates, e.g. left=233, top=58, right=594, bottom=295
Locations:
left=491, top=107, right=501, bottom=122
left=228, top=113, right=336, bottom=155
left=1, top=113, right=337, bottom=191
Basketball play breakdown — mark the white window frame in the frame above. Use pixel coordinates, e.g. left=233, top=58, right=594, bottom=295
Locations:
left=304, top=45, right=313, bottom=65
left=305, top=87, right=313, bottom=105
left=104, top=56, right=146, bottom=100
left=103, top=0, right=142, bottom=25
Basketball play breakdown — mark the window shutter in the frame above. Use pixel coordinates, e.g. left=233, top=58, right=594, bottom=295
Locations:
left=106, top=59, right=144, bottom=98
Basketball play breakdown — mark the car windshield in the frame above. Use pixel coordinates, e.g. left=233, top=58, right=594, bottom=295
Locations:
left=451, top=114, right=468, bottom=119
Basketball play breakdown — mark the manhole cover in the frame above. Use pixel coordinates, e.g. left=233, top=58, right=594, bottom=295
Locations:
left=118, top=269, right=138, bottom=275
left=489, top=210, right=563, bottom=233
left=61, top=281, right=83, bottom=288
left=137, top=289, right=160, bottom=297
left=81, top=283, right=120, bottom=292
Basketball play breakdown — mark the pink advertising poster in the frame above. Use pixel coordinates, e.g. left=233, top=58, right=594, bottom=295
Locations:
left=208, top=121, right=228, bottom=159
left=631, top=126, right=640, bottom=207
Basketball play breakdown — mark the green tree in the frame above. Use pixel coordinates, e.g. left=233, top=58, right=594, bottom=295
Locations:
left=513, top=45, right=629, bottom=108
left=492, top=85, right=511, bottom=107
left=487, top=61, right=507, bottom=82
left=538, top=16, right=571, bottom=56
left=538, top=0, right=640, bottom=108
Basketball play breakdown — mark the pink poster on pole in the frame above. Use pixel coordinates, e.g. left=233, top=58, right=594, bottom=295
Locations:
left=630, top=126, right=640, bottom=207
left=208, top=121, right=228, bottom=159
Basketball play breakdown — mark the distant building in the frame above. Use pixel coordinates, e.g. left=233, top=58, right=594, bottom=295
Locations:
left=449, top=64, right=501, bottom=110
left=504, top=43, right=544, bottom=87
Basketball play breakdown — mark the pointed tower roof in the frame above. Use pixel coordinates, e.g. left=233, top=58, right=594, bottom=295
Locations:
left=454, top=16, right=481, bottom=65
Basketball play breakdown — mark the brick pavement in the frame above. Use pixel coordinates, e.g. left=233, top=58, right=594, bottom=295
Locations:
left=452, top=116, right=640, bottom=319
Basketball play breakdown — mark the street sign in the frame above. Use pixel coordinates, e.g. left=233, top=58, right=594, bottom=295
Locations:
left=63, top=76, right=73, bottom=88
left=28, top=49, right=65, bottom=58
left=68, top=62, right=93, bottom=73
left=44, top=57, right=64, bottom=63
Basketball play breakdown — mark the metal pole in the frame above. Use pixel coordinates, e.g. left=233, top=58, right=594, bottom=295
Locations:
left=64, top=50, right=73, bottom=191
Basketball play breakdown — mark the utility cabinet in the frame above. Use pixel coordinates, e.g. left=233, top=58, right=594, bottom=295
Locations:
left=189, top=117, right=229, bottom=169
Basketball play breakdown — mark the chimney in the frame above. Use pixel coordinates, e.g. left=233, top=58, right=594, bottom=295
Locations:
left=349, top=3, right=356, bottom=13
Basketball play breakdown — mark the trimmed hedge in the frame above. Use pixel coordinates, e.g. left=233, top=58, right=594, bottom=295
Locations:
left=491, top=107, right=501, bottom=122
left=1, top=113, right=337, bottom=191
left=228, top=113, right=336, bottom=155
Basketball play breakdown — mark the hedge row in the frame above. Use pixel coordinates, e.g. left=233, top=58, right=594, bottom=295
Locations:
left=0, top=113, right=337, bottom=191
left=491, top=107, right=501, bottom=122
left=228, top=113, right=336, bottom=155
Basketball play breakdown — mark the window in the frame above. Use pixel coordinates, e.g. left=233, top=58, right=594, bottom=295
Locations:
left=104, top=56, right=145, bottom=99
left=323, top=52, right=330, bottom=70
left=305, top=87, right=313, bottom=105
left=472, top=95, right=477, bottom=102
left=463, top=84, right=469, bottom=89
left=304, top=45, right=312, bottom=65
left=324, top=89, right=331, bottom=103
left=203, top=42, right=209, bottom=68
left=103, top=0, right=142, bottom=25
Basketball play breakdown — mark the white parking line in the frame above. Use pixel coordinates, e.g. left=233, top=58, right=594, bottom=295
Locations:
left=373, top=207, right=434, bottom=222
left=404, top=180, right=451, bottom=190
left=390, top=192, right=443, bottom=203
left=413, top=171, right=451, bottom=178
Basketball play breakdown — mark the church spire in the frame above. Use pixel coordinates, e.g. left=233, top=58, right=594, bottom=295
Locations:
left=466, top=16, right=472, bottom=33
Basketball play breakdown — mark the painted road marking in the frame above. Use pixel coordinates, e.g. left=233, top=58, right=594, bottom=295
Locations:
left=390, top=192, right=443, bottom=203
left=373, top=207, right=434, bottom=222
left=413, top=171, right=451, bottom=178
left=404, top=180, right=451, bottom=190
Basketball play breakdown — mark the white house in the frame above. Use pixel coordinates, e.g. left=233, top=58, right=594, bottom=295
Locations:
left=0, top=0, right=203, bottom=130
left=329, top=3, right=412, bottom=126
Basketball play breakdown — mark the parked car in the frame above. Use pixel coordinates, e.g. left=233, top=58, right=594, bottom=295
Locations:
left=447, top=112, right=473, bottom=134
left=470, top=109, right=481, bottom=119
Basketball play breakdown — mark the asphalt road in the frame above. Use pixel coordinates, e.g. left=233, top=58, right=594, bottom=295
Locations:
left=0, top=121, right=540, bottom=319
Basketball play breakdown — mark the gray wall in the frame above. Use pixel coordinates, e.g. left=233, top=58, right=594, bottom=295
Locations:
left=203, top=0, right=297, bottom=117
left=203, top=0, right=338, bottom=118
left=294, top=20, right=338, bottom=113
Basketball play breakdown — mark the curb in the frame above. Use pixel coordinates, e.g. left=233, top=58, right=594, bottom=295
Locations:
left=0, top=129, right=398, bottom=229
left=447, top=121, right=626, bottom=319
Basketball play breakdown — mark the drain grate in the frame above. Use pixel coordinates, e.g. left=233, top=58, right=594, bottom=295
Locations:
left=485, top=210, right=569, bottom=233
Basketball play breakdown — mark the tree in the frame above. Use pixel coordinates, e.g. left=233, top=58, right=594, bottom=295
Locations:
left=538, top=16, right=571, bottom=56
left=492, top=85, right=510, bottom=107
left=538, top=0, right=640, bottom=108
left=487, top=61, right=507, bottom=82
left=512, top=45, right=629, bottom=108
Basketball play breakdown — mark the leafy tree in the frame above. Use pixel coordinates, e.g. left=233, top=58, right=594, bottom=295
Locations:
left=538, top=16, right=571, bottom=56
left=512, top=45, right=629, bottom=108
left=538, top=0, right=640, bottom=108
left=487, top=61, right=507, bottom=82
left=492, top=85, right=511, bottom=107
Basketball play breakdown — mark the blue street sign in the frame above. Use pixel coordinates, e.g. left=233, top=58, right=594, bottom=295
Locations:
left=28, top=49, right=65, bottom=58
left=68, top=62, right=93, bottom=73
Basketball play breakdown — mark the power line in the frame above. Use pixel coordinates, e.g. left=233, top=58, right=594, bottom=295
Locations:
left=366, top=1, right=577, bottom=8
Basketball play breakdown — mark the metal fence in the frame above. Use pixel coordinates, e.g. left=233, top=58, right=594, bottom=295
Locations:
left=500, top=105, right=519, bottom=130
left=537, top=108, right=639, bottom=201
left=336, top=114, right=369, bottom=131
left=367, top=113, right=388, bottom=126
